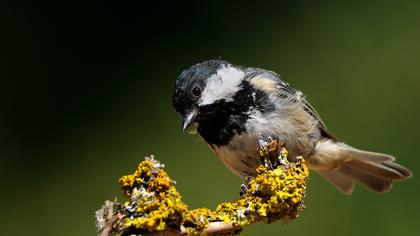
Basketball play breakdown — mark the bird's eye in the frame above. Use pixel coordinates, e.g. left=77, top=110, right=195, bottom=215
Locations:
left=191, top=86, right=202, bottom=97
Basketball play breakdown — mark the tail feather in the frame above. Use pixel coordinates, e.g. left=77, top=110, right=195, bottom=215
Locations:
left=344, top=146, right=395, bottom=162
left=345, top=158, right=407, bottom=180
left=311, top=140, right=412, bottom=194
left=382, top=162, right=412, bottom=178
left=340, top=163, right=394, bottom=193
left=318, top=171, right=355, bottom=195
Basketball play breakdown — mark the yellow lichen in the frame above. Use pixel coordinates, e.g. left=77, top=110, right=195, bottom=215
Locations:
left=221, top=160, right=308, bottom=225
left=118, top=156, right=188, bottom=233
left=183, top=208, right=214, bottom=235
left=213, top=141, right=308, bottom=227
left=106, top=140, right=309, bottom=235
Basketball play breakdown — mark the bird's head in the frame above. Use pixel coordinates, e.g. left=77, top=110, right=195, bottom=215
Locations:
left=172, top=60, right=248, bottom=132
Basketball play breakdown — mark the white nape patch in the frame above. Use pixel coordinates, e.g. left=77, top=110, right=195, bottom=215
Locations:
left=199, top=65, right=245, bottom=106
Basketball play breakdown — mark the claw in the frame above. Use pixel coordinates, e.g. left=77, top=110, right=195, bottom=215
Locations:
left=258, top=138, right=288, bottom=169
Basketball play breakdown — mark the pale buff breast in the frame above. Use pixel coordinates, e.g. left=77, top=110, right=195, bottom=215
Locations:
left=210, top=105, right=320, bottom=179
left=210, top=133, right=262, bottom=178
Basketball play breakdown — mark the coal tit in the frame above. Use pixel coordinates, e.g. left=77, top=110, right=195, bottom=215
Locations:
left=172, top=60, right=411, bottom=194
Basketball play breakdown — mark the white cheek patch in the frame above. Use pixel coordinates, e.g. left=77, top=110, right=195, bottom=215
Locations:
left=199, top=65, right=245, bottom=106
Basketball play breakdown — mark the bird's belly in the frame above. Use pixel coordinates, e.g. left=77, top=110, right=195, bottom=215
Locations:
left=210, top=133, right=262, bottom=178
left=209, top=112, right=319, bottom=178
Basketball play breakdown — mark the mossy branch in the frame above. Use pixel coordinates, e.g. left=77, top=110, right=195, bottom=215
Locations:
left=96, top=140, right=309, bottom=236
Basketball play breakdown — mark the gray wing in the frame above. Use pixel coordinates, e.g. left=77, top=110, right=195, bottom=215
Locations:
left=300, top=97, right=337, bottom=140
left=248, top=68, right=337, bottom=141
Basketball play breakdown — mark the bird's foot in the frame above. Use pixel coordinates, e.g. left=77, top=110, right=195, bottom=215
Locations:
left=258, top=138, right=289, bottom=169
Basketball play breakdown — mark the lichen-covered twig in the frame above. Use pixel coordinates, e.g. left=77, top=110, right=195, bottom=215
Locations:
left=96, top=139, right=309, bottom=236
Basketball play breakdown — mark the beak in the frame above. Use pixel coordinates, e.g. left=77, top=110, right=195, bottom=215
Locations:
left=182, top=109, right=198, bottom=131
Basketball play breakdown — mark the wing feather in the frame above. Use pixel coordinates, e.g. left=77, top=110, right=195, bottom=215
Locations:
left=248, top=69, right=337, bottom=140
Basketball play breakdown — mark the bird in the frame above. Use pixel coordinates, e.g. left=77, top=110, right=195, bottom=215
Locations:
left=172, top=59, right=412, bottom=194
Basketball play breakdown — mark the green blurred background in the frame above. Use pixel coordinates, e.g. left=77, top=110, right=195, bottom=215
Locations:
left=2, top=1, right=420, bottom=235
